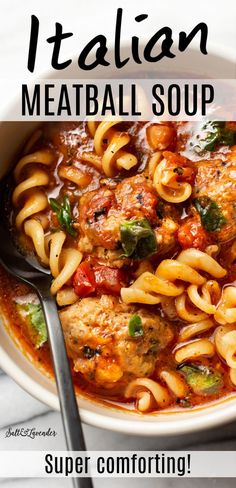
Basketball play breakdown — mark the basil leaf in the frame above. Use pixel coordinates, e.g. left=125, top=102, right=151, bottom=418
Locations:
left=178, top=363, right=223, bottom=395
left=120, top=218, right=157, bottom=260
left=193, top=196, right=226, bottom=232
left=49, top=196, right=77, bottom=237
left=192, top=121, right=236, bottom=153
left=128, top=314, right=144, bottom=337
left=17, top=303, right=47, bottom=348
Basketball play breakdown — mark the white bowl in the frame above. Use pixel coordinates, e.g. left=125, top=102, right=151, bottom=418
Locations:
left=0, top=42, right=235, bottom=436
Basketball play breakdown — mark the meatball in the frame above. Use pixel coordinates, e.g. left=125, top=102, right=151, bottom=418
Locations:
left=78, top=175, right=158, bottom=251
left=78, top=174, right=179, bottom=258
left=60, top=295, right=174, bottom=388
left=194, top=154, right=236, bottom=242
left=115, top=175, right=158, bottom=224
left=79, top=188, right=119, bottom=250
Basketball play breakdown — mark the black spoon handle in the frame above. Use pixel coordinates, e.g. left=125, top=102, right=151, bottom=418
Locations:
left=38, top=286, right=93, bottom=488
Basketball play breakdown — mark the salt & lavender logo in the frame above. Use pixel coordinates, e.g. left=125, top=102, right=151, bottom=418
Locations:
left=4, top=427, right=57, bottom=439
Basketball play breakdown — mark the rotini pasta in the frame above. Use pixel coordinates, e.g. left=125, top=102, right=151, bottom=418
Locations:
left=125, top=378, right=171, bottom=412
left=215, top=325, right=236, bottom=368
left=12, top=143, right=82, bottom=301
left=175, top=293, right=209, bottom=322
left=13, top=149, right=54, bottom=230
left=15, top=191, right=48, bottom=230
left=50, top=248, right=83, bottom=296
left=177, top=249, right=226, bottom=279
left=153, top=157, right=192, bottom=203
left=88, top=119, right=138, bottom=177
left=178, top=319, right=215, bottom=342
left=24, top=219, right=49, bottom=266
left=214, top=286, right=236, bottom=325
left=160, top=370, right=188, bottom=398
left=121, top=249, right=226, bottom=307
left=175, top=339, right=215, bottom=363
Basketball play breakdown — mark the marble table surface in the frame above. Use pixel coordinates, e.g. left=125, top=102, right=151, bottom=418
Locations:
left=0, top=0, right=236, bottom=487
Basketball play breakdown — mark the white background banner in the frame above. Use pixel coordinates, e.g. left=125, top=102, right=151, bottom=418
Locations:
left=0, top=451, right=235, bottom=478
left=1, top=78, right=236, bottom=121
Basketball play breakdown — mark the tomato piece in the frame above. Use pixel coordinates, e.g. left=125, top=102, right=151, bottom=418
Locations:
left=178, top=218, right=209, bottom=251
left=73, top=260, right=126, bottom=297
left=73, top=262, right=96, bottom=297
left=93, top=264, right=125, bottom=295
left=163, top=151, right=196, bottom=185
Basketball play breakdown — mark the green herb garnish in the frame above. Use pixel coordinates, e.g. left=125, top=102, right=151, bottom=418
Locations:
left=17, top=303, right=47, bottom=348
left=192, top=121, right=236, bottom=153
left=120, top=218, right=157, bottom=260
left=193, top=196, right=226, bottom=232
left=49, top=196, right=77, bottom=237
left=128, top=314, right=144, bottom=338
left=178, top=363, right=223, bottom=395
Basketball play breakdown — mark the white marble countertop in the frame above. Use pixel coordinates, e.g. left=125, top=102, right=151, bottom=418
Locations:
left=0, top=1, right=236, bottom=487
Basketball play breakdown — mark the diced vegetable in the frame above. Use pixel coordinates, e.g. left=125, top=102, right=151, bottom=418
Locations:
left=193, top=196, right=226, bottom=232
left=73, top=262, right=96, bottom=297
left=120, top=218, right=157, bottom=260
left=17, top=303, right=47, bottom=348
left=49, top=195, right=77, bottom=237
left=163, top=151, right=196, bottom=185
left=128, top=314, right=144, bottom=338
left=73, top=260, right=125, bottom=297
left=178, top=363, right=223, bottom=395
left=192, top=121, right=236, bottom=153
left=93, top=264, right=125, bottom=295
left=177, top=218, right=208, bottom=250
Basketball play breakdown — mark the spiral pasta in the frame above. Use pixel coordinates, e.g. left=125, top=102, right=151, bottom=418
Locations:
left=175, top=280, right=222, bottom=322
left=87, top=119, right=138, bottom=177
left=178, top=319, right=215, bottom=342
left=152, top=157, right=192, bottom=203
left=12, top=144, right=83, bottom=302
left=24, top=221, right=82, bottom=299
left=121, top=248, right=226, bottom=306
left=13, top=149, right=54, bottom=230
left=215, top=325, right=236, bottom=369
left=175, top=339, right=215, bottom=363
left=120, top=270, right=183, bottom=305
left=175, top=293, right=209, bottom=322
left=159, top=370, right=188, bottom=398
left=124, top=378, right=171, bottom=412
left=24, top=219, right=49, bottom=265
left=124, top=370, right=189, bottom=412
left=177, top=249, right=226, bottom=278
left=214, top=286, right=236, bottom=325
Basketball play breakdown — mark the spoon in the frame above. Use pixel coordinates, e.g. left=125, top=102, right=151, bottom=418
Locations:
left=0, top=179, right=93, bottom=488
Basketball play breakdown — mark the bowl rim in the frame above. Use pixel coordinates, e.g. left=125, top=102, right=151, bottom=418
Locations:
left=0, top=40, right=236, bottom=436
left=2, top=341, right=236, bottom=436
